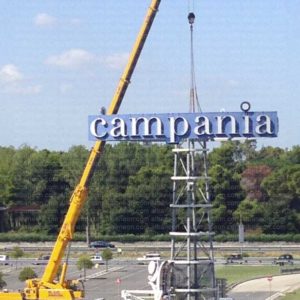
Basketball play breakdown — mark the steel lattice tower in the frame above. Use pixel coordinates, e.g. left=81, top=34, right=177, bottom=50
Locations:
left=168, top=12, right=217, bottom=300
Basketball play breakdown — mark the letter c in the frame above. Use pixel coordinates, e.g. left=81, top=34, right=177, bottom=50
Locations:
left=90, top=118, right=108, bottom=138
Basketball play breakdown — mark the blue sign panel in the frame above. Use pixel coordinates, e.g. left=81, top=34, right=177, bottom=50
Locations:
left=88, top=111, right=278, bottom=144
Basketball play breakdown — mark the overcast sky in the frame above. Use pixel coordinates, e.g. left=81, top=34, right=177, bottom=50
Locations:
left=0, top=1, right=299, bottom=151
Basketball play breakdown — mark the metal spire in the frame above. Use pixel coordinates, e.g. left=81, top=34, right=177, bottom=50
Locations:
left=188, top=12, right=201, bottom=113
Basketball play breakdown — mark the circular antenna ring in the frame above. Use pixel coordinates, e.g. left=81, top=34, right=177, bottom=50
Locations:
left=240, top=101, right=251, bottom=112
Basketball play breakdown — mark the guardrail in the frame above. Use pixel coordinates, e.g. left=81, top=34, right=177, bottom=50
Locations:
left=281, top=268, right=300, bottom=274
left=2, top=243, right=300, bottom=253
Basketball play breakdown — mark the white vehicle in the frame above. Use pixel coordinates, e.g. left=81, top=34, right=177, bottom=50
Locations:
left=91, top=255, right=104, bottom=264
left=0, top=254, right=9, bottom=265
left=137, top=253, right=161, bottom=261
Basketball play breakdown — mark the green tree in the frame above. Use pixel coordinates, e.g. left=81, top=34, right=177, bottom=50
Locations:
left=8, top=146, right=36, bottom=207
left=284, top=146, right=300, bottom=165
left=6, top=146, right=67, bottom=232
left=262, top=165, right=300, bottom=209
left=25, top=150, right=65, bottom=205
left=0, top=146, right=15, bottom=206
left=100, top=191, right=128, bottom=234
left=209, top=141, right=243, bottom=170
left=0, top=272, right=6, bottom=289
left=102, top=249, right=113, bottom=272
left=11, top=246, right=24, bottom=269
left=239, top=140, right=257, bottom=161
left=233, top=199, right=264, bottom=228
left=261, top=164, right=300, bottom=233
left=209, top=164, right=244, bottom=232
left=18, top=267, right=37, bottom=281
left=262, top=203, right=299, bottom=234
left=208, top=142, right=248, bottom=232
left=38, top=194, right=68, bottom=234
left=110, top=210, right=144, bottom=234
left=60, top=145, right=88, bottom=189
left=253, top=146, right=285, bottom=168
left=126, top=166, right=172, bottom=234
left=98, top=144, right=173, bottom=235
left=76, top=255, right=93, bottom=281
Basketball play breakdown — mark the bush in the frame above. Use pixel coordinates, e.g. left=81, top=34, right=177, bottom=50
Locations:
left=0, top=232, right=55, bottom=242
left=76, top=255, right=93, bottom=281
left=0, top=272, right=6, bottom=289
left=18, top=267, right=37, bottom=282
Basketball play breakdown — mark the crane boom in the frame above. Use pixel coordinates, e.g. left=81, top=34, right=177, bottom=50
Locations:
left=0, top=1, right=161, bottom=299
left=41, top=0, right=161, bottom=286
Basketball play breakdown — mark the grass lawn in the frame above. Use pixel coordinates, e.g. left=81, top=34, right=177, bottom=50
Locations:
left=215, top=265, right=281, bottom=286
left=279, top=289, right=300, bottom=300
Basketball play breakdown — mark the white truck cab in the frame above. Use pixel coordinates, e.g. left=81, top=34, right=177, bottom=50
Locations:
left=0, top=255, right=9, bottom=265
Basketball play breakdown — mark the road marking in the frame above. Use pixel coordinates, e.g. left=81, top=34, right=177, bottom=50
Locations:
left=82, top=266, right=124, bottom=280
left=0, top=267, right=13, bottom=274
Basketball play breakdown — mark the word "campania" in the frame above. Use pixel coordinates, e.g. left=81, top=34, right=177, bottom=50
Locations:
left=88, top=112, right=278, bottom=144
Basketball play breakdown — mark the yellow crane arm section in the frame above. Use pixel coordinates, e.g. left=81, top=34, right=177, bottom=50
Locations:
left=40, top=0, right=161, bottom=285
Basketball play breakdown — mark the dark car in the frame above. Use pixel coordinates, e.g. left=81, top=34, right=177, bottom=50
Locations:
left=226, top=253, right=245, bottom=264
left=89, top=241, right=115, bottom=248
left=33, top=254, right=50, bottom=265
left=273, top=254, right=294, bottom=266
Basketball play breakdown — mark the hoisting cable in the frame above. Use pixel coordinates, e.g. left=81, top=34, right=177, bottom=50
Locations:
left=188, top=12, right=201, bottom=113
left=187, top=0, right=195, bottom=14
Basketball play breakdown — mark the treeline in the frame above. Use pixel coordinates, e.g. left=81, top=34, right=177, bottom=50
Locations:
left=0, top=142, right=299, bottom=237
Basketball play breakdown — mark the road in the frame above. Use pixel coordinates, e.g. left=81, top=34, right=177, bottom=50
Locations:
left=228, top=273, right=300, bottom=300
left=2, top=241, right=300, bottom=254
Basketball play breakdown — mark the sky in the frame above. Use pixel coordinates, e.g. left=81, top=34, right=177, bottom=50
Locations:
left=0, top=0, right=299, bottom=151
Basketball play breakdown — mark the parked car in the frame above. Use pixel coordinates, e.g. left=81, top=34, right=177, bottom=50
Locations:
left=33, top=254, right=50, bottom=265
left=226, top=253, right=246, bottom=264
left=0, top=255, right=9, bottom=265
left=137, top=253, right=161, bottom=264
left=273, top=254, right=294, bottom=266
left=139, top=253, right=160, bottom=260
left=89, top=241, right=115, bottom=249
left=90, top=255, right=104, bottom=264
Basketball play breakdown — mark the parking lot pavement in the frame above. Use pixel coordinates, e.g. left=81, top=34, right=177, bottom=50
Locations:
left=84, top=265, right=148, bottom=300
left=1, top=261, right=149, bottom=300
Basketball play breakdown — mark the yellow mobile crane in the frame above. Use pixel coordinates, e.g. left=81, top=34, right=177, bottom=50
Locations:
left=0, top=1, right=161, bottom=299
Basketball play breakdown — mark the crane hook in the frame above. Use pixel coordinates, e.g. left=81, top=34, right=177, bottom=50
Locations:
left=188, top=12, right=195, bottom=25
